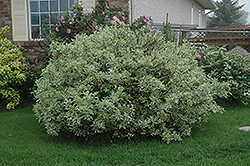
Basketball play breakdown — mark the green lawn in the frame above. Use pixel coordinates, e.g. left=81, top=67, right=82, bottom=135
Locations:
left=0, top=100, right=250, bottom=165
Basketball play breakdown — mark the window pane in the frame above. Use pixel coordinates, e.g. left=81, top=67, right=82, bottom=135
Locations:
left=31, top=1, right=39, bottom=12
left=60, top=0, right=67, bottom=11
left=32, top=26, right=40, bottom=39
left=50, top=0, right=58, bottom=11
left=41, top=13, right=49, bottom=24
left=31, top=14, right=39, bottom=24
left=41, top=26, right=48, bottom=38
left=40, top=1, right=48, bottom=12
left=70, top=0, right=75, bottom=8
left=50, top=12, right=59, bottom=24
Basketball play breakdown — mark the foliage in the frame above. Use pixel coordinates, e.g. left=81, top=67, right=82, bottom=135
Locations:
left=131, top=15, right=154, bottom=31
left=195, top=44, right=250, bottom=104
left=49, top=0, right=127, bottom=43
left=207, top=0, right=245, bottom=27
left=0, top=26, right=28, bottom=109
left=34, top=25, right=229, bottom=143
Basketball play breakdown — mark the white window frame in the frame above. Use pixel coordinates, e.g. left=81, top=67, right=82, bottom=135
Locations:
left=28, top=0, right=78, bottom=40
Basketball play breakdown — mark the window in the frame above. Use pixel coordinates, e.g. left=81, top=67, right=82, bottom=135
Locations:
left=29, top=0, right=78, bottom=39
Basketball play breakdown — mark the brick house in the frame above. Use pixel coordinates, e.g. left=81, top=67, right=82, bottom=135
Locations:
left=0, top=0, right=216, bottom=57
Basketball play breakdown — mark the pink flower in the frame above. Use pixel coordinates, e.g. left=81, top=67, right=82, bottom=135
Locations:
left=62, top=54, right=65, bottom=57
left=197, top=54, right=201, bottom=59
left=71, top=18, right=74, bottom=22
left=69, top=22, right=72, bottom=24
left=111, top=20, right=116, bottom=25
left=55, top=27, right=59, bottom=32
left=152, top=29, right=156, bottom=34
left=203, top=56, right=206, bottom=59
left=113, top=16, right=119, bottom=22
left=102, top=11, right=105, bottom=15
left=202, top=51, right=204, bottom=54
left=144, top=19, right=147, bottom=23
left=95, top=26, right=98, bottom=29
left=35, top=59, right=38, bottom=63
left=105, top=2, right=109, bottom=9
left=67, top=29, right=71, bottom=33
left=105, top=15, right=108, bottom=18
left=72, top=4, right=76, bottom=8
left=41, top=62, right=43, bottom=65
left=199, top=61, right=202, bottom=63
left=122, top=16, right=125, bottom=20
left=119, top=21, right=124, bottom=24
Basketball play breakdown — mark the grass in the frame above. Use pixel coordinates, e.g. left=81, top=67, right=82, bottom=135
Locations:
left=0, top=100, right=250, bottom=166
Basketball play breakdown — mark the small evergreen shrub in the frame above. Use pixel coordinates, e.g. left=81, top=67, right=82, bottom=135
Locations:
left=0, top=26, right=28, bottom=109
left=34, top=25, right=228, bottom=143
left=195, top=44, right=250, bottom=104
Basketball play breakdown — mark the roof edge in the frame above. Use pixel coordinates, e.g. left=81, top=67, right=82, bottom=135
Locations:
left=196, top=0, right=217, bottom=10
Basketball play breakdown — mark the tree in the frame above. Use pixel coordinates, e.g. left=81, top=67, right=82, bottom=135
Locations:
left=207, top=0, right=245, bottom=27
left=238, top=9, right=249, bottom=25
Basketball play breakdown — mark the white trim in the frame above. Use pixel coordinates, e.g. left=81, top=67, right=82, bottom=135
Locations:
left=11, top=0, right=29, bottom=41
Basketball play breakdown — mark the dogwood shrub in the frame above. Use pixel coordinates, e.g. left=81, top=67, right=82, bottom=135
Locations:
left=34, top=25, right=229, bottom=143
left=0, top=26, right=28, bottom=109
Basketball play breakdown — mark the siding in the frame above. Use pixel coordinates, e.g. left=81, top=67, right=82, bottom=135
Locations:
left=131, top=0, right=205, bottom=27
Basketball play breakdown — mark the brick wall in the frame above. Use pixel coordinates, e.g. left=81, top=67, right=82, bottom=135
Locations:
left=96, top=0, right=130, bottom=20
left=0, top=0, right=12, bottom=40
left=12, top=41, right=45, bottom=62
left=109, top=0, right=129, bottom=19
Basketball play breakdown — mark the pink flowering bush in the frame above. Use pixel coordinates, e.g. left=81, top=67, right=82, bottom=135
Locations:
left=195, top=44, right=250, bottom=105
left=131, top=15, right=154, bottom=31
left=51, top=0, right=127, bottom=42
left=195, top=46, right=209, bottom=67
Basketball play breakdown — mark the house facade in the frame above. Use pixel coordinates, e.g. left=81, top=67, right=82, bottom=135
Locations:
left=0, top=0, right=216, bottom=45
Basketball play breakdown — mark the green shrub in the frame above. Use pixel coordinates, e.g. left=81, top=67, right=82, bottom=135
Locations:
left=34, top=25, right=229, bottom=143
left=0, top=26, right=28, bottom=109
left=195, top=44, right=250, bottom=104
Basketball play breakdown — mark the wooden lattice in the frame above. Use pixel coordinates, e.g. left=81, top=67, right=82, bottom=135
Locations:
left=182, top=26, right=250, bottom=52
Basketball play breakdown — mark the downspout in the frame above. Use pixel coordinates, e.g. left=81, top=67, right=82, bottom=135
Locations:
left=129, top=0, right=133, bottom=24
left=191, top=0, right=194, bottom=25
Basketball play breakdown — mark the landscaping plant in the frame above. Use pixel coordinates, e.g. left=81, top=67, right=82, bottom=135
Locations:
left=195, top=44, right=250, bottom=105
left=0, top=26, right=28, bottom=109
left=34, top=25, right=229, bottom=143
